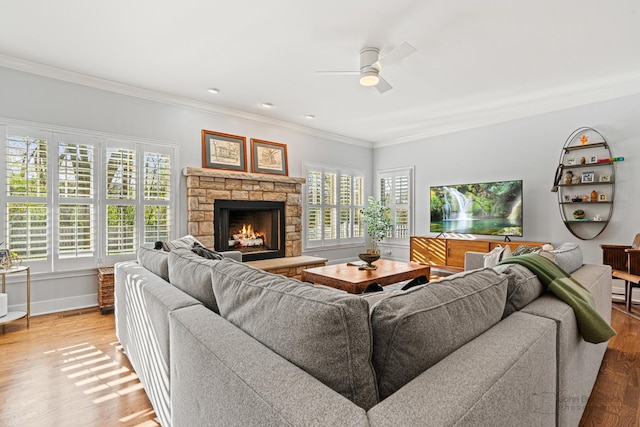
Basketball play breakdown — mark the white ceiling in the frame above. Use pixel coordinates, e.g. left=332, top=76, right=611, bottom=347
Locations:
left=1, top=1, right=640, bottom=146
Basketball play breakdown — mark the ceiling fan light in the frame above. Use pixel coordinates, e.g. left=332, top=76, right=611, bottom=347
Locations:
left=360, top=71, right=379, bottom=87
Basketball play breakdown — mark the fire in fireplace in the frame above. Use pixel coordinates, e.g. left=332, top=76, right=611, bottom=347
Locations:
left=214, top=200, right=285, bottom=261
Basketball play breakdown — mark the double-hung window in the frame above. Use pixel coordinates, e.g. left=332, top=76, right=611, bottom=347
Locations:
left=378, top=167, right=413, bottom=243
left=1, top=122, right=176, bottom=272
left=57, top=133, right=98, bottom=269
left=303, top=163, right=365, bottom=248
left=4, top=128, right=50, bottom=268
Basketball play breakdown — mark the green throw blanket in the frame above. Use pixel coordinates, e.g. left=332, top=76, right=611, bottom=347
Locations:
left=499, top=254, right=616, bottom=344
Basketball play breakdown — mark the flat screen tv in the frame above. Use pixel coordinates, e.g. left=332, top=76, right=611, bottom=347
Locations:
left=430, top=179, right=523, bottom=237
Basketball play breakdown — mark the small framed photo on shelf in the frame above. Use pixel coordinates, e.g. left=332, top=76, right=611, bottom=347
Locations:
left=581, top=171, right=595, bottom=183
left=589, top=155, right=598, bottom=163
left=563, top=195, right=571, bottom=202
left=201, top=130, right=247, bottom=172
left=566, top=158, right=575, bottom=166
left=598, top=193, right=608, bottom=202
left=250, top=138, right=288, bottom=176
left=599, top=174, right=611, bottom=182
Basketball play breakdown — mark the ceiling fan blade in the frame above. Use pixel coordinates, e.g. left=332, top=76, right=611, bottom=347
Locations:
left=379, top=42, right=417, bottom=67
left=314, top=70, right=359, bottom=75
left=375, top=76, right=393, bottom=94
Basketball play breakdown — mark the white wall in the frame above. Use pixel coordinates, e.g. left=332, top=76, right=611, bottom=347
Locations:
left=0, top=66, right=373, bottom=315
left=2, top=63, right=638, bottom=315
left=373, top=93, right=640, bottom=264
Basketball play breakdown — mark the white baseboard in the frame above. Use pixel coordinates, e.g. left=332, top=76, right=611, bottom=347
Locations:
left=9, top=294, right=98, bottom=317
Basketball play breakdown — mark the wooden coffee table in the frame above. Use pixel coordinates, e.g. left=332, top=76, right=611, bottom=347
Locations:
left=301, top=259, right=431, bottom=294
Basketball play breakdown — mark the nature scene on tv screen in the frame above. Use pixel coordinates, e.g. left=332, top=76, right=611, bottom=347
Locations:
left=430, top=180, right=523, bottom=236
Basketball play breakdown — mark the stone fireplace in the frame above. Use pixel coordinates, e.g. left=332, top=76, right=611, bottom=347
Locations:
left=184, top=167, right=305, bottom=259
left=214, top=199, right=285, bottom=261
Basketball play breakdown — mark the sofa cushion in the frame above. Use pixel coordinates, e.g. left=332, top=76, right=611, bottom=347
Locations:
left=493, top=263, right=545, bottom=318
left=137, top=244, right=170, bottom=281
left=211, top=259, right=379, bottom=410
left=539, top=242, right=583, bottom=274
left=371, top=268, right=508, bottom=400
left=168, top=248, right=221, bottom=312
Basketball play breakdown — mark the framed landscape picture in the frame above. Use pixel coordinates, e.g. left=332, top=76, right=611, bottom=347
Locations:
left=201, top=130, right=247, bottom=172
left=250, top=139, right=288, bottom=176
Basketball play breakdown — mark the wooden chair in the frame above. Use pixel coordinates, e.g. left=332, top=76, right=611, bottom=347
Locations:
left=601, top=234, right=640, bottom=312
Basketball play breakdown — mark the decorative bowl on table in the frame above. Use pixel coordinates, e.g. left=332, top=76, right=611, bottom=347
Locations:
left=358, top=253, right=380, bottom=270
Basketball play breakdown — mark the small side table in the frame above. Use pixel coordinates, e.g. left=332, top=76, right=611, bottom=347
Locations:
left=97, top=267, right=115, bottom=314
left=0, top=265, right=30, bottom=327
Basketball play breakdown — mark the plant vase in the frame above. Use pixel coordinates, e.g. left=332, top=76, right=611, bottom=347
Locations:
left=358, top=252, right=381, bottom=270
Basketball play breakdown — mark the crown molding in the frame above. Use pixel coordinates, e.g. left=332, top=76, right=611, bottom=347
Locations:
left=0, top=54, right=372, bottom=149
left=3, top=54, right=640, bottom=151
left=374, top=72, right=640, bottom=148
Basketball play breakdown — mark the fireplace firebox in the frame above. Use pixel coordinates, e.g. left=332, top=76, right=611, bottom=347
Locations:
left=214, top=200, right=285, bottom=261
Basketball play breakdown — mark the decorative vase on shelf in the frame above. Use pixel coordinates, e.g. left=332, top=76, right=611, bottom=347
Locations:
left=573, top=210, right=586, bottom=219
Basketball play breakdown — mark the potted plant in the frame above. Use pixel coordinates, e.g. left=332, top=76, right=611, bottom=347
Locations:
left=361, top=196, right=392, bottom=254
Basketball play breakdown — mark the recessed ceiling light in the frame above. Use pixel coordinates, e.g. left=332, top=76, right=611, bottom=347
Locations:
left=261, top=102, right=274, bottom=108
left=207, top=88, right=219, bottom=94
left=304, top=114, right=315, bottom=120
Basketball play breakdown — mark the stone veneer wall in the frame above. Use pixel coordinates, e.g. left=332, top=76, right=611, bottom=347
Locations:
left=183, top=167, right=305, bottom=257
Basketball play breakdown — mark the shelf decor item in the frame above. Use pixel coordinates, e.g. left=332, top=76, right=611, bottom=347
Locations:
left=599, top=174, right=611, bottom=182
left=201, top=130, right=247, bottom=172
left=581, top=171, right=595, bottom=183
left=573, top=209, right=586, bottom=219
left=0, top=250, right=9, bottom=270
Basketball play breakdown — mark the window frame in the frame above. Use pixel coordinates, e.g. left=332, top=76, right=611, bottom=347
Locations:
left=377, top=166, right=414, bottom=246
left=1, top=120, right=179, bottom=273
left=303, top=162, right=365, bottom=250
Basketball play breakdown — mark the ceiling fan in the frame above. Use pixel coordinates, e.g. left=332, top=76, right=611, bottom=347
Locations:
left=315, top=42, right=417, bottom=94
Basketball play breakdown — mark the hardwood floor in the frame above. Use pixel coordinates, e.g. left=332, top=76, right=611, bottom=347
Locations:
left=579, top=303, right=640, bottom=426
left=1, top=303, right=638, bottom=426
left=0, top=308, right=157, bottom=427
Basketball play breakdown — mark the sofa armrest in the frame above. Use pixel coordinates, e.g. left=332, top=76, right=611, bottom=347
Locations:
left=521, top=263, right=611, bottom=427
left=367, top=312, right=557, bottom=426
left=170, top=305, right=369, bottom=427
left=464, top=251, right=486, bottom=271
left=221, top=250, right=242, bottom=262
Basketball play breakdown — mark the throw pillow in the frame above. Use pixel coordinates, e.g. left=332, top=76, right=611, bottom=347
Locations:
left=158, top=235, right=201, bottom=252
left=371, top=268, right=508, bottom=400
left=493, top=263, right=545, bottom=318
left=512, top=245, right=541, bottom=256
left=483, top=245, right=504, bottom=268
left=168, top=248, right=222, bottom=312
left=501, top=245, right=513, bottom=261
left=137, top=243, right=170, bottom=281
left=191, top=242, right=224, bottom=260
left=539, top=242, right=583, bottom=274
left=211, top=259, right=379, bottom=410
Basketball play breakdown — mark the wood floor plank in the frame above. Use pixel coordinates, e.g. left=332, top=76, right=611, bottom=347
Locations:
left=1, top=303, right=639, bottom=426
left=0, top=308, right=157, bottom=427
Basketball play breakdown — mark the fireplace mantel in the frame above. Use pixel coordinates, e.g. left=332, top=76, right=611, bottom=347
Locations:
left=183, top=167, right=305, bottom=258
left=183, top=167, right=305, bottom=184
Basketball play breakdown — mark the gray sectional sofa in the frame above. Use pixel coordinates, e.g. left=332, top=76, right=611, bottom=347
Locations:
left=114, top=240, right=612, bottom=427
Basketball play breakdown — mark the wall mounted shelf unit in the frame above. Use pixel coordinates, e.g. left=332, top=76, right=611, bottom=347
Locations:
left=556, top=127, right=615, bottom=240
